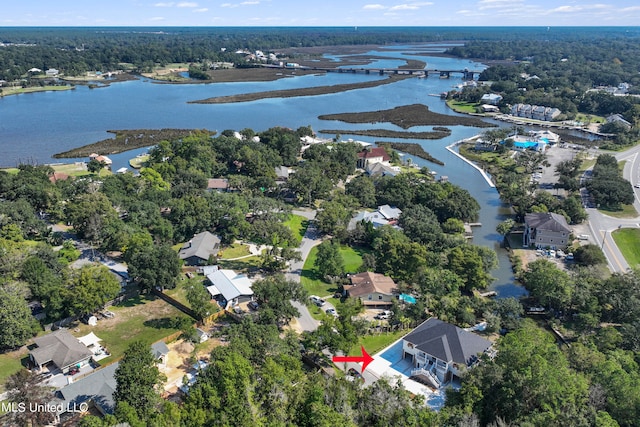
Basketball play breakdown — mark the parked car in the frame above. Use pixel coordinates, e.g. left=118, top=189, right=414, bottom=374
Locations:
left=248, top=301, right=259, bottom=311
left=565, top=253, right=574, bottom=260
left=310, top=295, right=326, bottom=307
left=347, top=367, right=365, bottom=383
left=375, top=310, right=393, bottom=320
left=325, top=308, right=338, bottom=317
left=577, top=234, right=589, bottom=240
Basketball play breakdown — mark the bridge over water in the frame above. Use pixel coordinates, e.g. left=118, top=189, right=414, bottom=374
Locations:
left=300, top=65, right=481, bottom=80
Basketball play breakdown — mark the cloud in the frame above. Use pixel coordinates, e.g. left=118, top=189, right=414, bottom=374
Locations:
left=154, top=2, right=174, bottom=7
left=363, top=4, right=386, bottom=9
left=193, top=8, right=208, bottom=12
left=241, top=1, right=260, bottom=4
left=177, top=2, right=198, bottom=7
left=363, top=2, right=432, bottom=11
left=149, top=16, right=166, bottom=21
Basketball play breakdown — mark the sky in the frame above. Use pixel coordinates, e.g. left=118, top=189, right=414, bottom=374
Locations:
left=4, top=0, right=640, bottom=27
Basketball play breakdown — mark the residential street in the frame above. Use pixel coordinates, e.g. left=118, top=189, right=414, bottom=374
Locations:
left=287, top=209, right=323, bottom=332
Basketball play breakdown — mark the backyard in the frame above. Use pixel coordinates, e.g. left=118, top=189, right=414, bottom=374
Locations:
left=69, top=295, right=191, bottom=366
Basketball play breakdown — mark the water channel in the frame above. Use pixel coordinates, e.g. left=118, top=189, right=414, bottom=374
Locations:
left=0, top=46, right=524, bottom=297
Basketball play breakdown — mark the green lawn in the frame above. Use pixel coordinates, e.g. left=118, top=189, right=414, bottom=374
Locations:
left=218, top=243, right=251, bottom=259
left=217, top=255, right=262, bottom=272
left=446, top=100, right=479, bottom=114
left=71, top=295, right=190, bottom=366
left=598, top=204, right=638, bottom=218
left=612, top=228, right=640, bottom=268
left=0, top=350, right=28, bottom=391
left=301, top=245, right=368, bottom=298
left=357, top=329, right=410, bottom=356
left=165, top=275, right=209, bottom=308
left=283, top=214, right=308, bottom=245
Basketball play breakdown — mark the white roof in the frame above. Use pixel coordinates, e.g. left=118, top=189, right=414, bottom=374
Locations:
left=206, top=269, right=253, bottom=302
left=78, top=332, right=102, bottom=347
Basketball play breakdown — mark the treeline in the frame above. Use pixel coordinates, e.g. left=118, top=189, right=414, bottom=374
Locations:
left=448, top=36, right=640, bottom=146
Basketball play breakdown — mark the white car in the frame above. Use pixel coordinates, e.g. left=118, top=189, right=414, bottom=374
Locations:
left=325, top=308, right=338, bottom=317
left=309, top=295, right=326, bottom=307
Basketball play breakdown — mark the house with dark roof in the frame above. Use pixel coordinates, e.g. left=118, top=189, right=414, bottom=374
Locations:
left=343, top=272, right=398, bottom=307
left=30, top=330, right=94, bottom=374
left=53, top=362, right=118, bottom=422
left=523, top=212, right=571, bottom=249
left=403, top=318, right=493, bottom=385
left=179, top=231, right=221, bottom=265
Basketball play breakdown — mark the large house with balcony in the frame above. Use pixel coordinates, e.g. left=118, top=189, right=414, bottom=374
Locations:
left=523, top=212, right=571, bottom=249
left=402, top=318, right=493, bottom=387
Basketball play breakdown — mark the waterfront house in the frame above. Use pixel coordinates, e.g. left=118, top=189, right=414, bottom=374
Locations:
left=357, top=147, right=390, bottom=169
left=480, top=93, right=502, bottom=105
left=179, top=231, right=221, bottom=265
left=343, top=272, right=398, bottom=307
left=46, top=68, right=59, bottom=77
left=403, top=318, right=493, bottom=385
left=523, top=212, right=571, bottom=249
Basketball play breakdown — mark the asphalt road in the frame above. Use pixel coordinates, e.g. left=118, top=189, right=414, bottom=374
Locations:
left=286, top=209, right=323, bottom=332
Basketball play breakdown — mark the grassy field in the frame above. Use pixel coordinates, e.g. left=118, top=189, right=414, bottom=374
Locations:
left=218, top=243, right=251, bottom=259
left=71, top=295, right=191, bottom=366
left=0, top=85, right=74, bottom=97
left=164, top=275, right=209, bottom=308
left=357, top=329, right=410, bottom=356
left=446, top=100, right=480, bottom=114
left=0, top=349, right=29, bottom=392
left=301, top=245, right=368, bottom=297
left=283, top=214, right=308, bottom=245
left=612, top=228, right=640, bottom=268
left=575, top=113, right=606, bottom=124
left=599, top=204, right=638, bottom=218
left=217, top=255, right=262, bottom=272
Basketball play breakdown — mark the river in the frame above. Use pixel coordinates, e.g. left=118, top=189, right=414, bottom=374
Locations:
left=0, top=46, right=524, bottom=297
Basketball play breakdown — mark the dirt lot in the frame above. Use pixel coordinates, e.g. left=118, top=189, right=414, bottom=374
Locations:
left=161, top=337, right=223, bottom=394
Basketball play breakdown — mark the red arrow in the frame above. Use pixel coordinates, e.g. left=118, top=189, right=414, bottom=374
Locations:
left=332, top=346, right=374, bottom=374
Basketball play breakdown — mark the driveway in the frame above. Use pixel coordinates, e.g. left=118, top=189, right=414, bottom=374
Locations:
left=286, top=210, right=323, bottom=332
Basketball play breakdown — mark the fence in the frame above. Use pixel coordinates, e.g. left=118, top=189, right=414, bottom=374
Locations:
left=151, top=288, right=197, bottom=319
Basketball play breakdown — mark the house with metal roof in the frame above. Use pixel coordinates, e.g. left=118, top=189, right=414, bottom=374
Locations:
left=205, top=268, right=254, bottom=308
left=179, top=231, right=221, bottom=265
left=347, top=205, right=402, bottom=230
left=30, top=330, right=94, bottom=374
left=523, top=212, right=571, bottom=249
left=403, top=318, right=493, bottom=386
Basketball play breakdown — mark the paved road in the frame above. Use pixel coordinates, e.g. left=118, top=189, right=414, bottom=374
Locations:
left=579, top=145, right=640, bottom=273
left=286, top=210, right=323, bottom=332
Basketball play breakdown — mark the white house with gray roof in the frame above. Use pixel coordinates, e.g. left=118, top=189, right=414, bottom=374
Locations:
left=206, top=268, right=254, bottom=308
left=30, top=330, right=93, bottom=374
left=403, top=318, right=493, bottom=385
left=348, top=205, right=402, bottom=230
left=179, top=231, right=221, bottom=265
left=523, top=212, right=571, bottom=249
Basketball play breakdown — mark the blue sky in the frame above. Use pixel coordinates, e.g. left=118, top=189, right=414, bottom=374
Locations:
left=4, top=1, right=640, bottom=26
